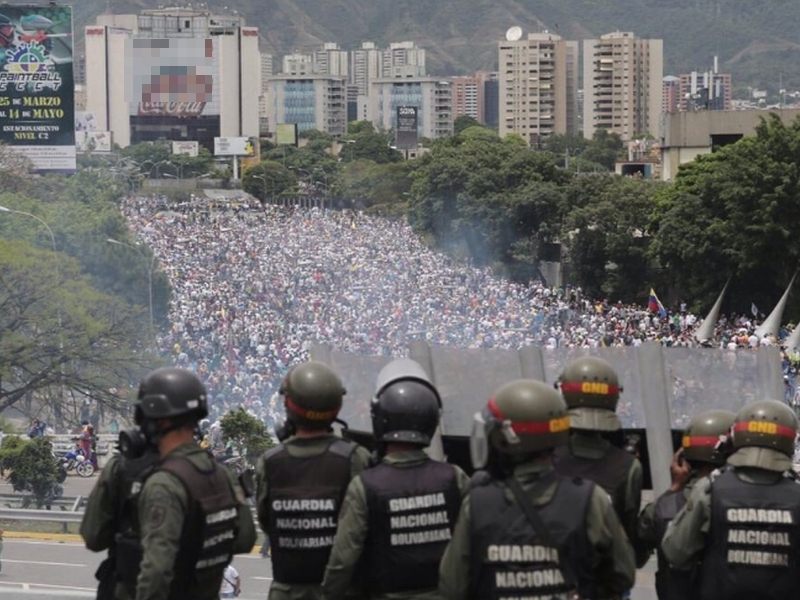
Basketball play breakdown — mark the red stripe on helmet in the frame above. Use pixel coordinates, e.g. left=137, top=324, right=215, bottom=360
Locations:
left=732, top=421, right=796, bottom=438
left=285, top=397, right=339, bottom=421
left=487, top=397, right=569, bottom=434
left=682, top=435, right=721, bottom=447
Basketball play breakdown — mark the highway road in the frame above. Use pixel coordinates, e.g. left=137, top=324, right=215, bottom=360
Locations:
left=0, top=472, right=657, bottom=599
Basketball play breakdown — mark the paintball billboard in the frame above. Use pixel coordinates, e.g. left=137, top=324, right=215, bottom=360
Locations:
left=0, top=5, right=76, bottom=172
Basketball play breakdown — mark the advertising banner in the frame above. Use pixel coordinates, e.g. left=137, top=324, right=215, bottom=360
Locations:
left=172, top=140, right=199, bottom=157
left=0, top=5, right=76, bottom=172
left=275, top=123, right=298, bottom=147
left=395, top=105, right=418, bottom=150
left=75, top=131, right=111, bottom=153
left=214, top=136, right=253, bottom=156
left=126, top=38, right=216, bottom=117
left=75, top=111, right=98, bottom=132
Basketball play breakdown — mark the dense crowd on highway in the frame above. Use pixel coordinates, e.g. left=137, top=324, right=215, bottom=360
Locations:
left=121, top=195, right=795, bottom=432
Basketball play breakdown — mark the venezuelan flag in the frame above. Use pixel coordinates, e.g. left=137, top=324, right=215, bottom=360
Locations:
left=648, top=288, right=668, bottom=318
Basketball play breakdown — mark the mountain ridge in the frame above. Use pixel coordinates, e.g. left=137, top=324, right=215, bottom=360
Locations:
left=74, top=0, right=800, bottom=94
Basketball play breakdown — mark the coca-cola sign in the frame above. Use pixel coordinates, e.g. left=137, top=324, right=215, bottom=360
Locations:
left=137, top=102, right=207, bottom=117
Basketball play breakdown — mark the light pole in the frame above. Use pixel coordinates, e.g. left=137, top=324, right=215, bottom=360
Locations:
left=107, top=238, right=156, bottom=336
left=253, top=174, right=273, bottom=203
left=0, top=204, right=57, bottom=255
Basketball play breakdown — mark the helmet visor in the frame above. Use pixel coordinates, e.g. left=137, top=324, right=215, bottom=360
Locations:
left=470, top=410, right=489, bottom=470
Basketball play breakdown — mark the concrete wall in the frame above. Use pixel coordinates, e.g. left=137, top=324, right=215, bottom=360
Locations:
left=660, top=108, right=800, bottom=180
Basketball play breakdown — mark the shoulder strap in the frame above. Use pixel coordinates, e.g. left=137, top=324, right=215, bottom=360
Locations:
left=328, top=438, right=357, bottom=459
left=262, top=444, right=285, bottom=463
left=505, top=475, right=581, bottom=597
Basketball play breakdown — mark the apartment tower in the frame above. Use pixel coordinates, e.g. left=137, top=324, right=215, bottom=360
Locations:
left=583, top=32, right=663, bottom=140
left=498, top=31, right=579, bottom=145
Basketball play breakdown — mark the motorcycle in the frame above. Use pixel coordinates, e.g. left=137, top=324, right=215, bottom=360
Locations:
left=57, top=447, right=95, bottom=478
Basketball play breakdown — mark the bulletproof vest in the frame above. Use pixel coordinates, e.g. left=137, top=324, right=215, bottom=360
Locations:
left=553, top=442, right=633, bottom=523
left=264, top=438, right=356, bottom=584
left=468, top=472, right=595, bottom=600
left=113, top=451, right=161, bottom=593
left=698, top=468, right=800, bottom=600
left=158, top=455, right=239, bottom=600
left=360, top=459, right=461, bottom=594
left=653, top=488, right=695, bottom=600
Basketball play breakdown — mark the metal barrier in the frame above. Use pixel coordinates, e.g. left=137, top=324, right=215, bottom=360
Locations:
left=0, top=507, right=84, bottom=523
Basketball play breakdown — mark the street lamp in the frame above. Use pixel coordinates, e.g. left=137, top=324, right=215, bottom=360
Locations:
left=0, top=204, right=57, bottom=254
left=253, top=174, right=273, bottom=203
left=107, top=238, right=156, bottom=336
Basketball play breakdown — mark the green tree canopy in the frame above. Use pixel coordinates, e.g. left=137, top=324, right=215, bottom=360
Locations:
left=650, top=114, right=800, bottom=312
left=242, top=161, right=297, bottom=202
left=453, top=115, right=480, bottom=135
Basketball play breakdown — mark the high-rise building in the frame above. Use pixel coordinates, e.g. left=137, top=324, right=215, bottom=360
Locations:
left=265, top=76, right=347, bottom=136
left=85, top=8, right=260, bottom=149
left=314, top=42, right=349, bottom=78
left=450, top=75, right=483, bottom=122
left=261, top=53, right=274, bottom=91
left=382, top=42, right=426, bottom=78
left=583, top=32, right=663, bottom=140
left=498, top=31, right=579, bottom=144
left=351, top=42, right=383, bottom=96
left=482, top=71, right=499, bottom=129
left=366, top=78, right=452, bottom=140
left=678, top=71, right=732, bottom=111
left=662, top=76, right=680, bottom=113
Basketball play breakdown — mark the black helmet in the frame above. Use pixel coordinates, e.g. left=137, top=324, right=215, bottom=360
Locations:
left=681, top=409, right=736, bottom=465
left=557, top=356, right=622, bottom=431
left=471, top=379, right=569, bottom=470
left=371, top=358, right=441, bottom=446
left=135, top=367, right=208, bottom=425
left=281, top=361, right=345, bottom=430
left=731, top=400, right=798, bottom=459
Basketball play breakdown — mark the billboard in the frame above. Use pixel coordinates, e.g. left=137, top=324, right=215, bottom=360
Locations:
left=75, top=131, right=111, bottom=153
left=0, top=6, right=76, bottom=172
left=75, top=111, right=98, bottom=132
left=275, top=123, right=298, bottom=147
left=126, top=38, right=216, bottom=117
left=395, top=105, right=418, bottom=150
left=172, top=140, right=199, bottom=157
left=214, top=136, right=253, bottom=156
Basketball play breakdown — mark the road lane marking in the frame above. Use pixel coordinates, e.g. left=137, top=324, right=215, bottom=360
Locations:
left=2, top=559, right=88, bottom=567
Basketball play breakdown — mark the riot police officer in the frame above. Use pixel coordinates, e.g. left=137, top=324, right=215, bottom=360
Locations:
left=553, top=356, right=643, bottom=543
left=322, top=359, right=469, bottom=600
left=637, top=409, right=735, bottom=600
left=255, top=361, right=371, bottom=600
left=80, top=436, right=160, bottom=600
left=123, top=368, right=255, bottom=600
left=662, top=399, right=800, bottom=600
left=439, top=379, right=636, bottom=600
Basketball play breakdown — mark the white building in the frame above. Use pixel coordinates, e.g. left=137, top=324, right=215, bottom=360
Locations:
left=351, top=42, right=383, bottom=96
left=382, top=42, right=426, bottom=78
left=366, top=78, right=452, bottom=140
left=314, top=43, right=349, bottom=78
left=265, top=76, right=347, bottom=136
left=85, top=8, right=260, bottom=149
left=282, top=53, right=314, bottom=76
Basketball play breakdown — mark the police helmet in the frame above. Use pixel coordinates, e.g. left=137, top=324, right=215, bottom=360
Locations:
left=557, top=356, right=622, bottom=432
left=134, top=367, right=208, bottom=426
left=280, top=361, right=345, bottom=430
left=371, top=358, right=441, bottom=446
left=681, top=409, right=736, bottom=466
left=731, top=400, right=798, bottom=459
left=471, top=379, right=569, bottom=470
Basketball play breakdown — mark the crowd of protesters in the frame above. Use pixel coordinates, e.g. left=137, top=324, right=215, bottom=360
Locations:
left=120, top=195, right=797, bottom=432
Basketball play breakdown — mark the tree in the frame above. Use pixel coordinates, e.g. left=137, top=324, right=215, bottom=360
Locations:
left=341, top=128, right=403, bottom=164
left=2, top=437, right=60, bottom=508
left=649, top=114, right=800, bottom=313
left=220, top=408, right=274, bottom=465
left=0, top=238, right=157, bottom=422
left=242, top=161, right=297, bottom=202
left=453, top=115, right=480, bottom=135
left=579, top=130, right=625, bottom=170
left=334, top=159, right=412, bottom=213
